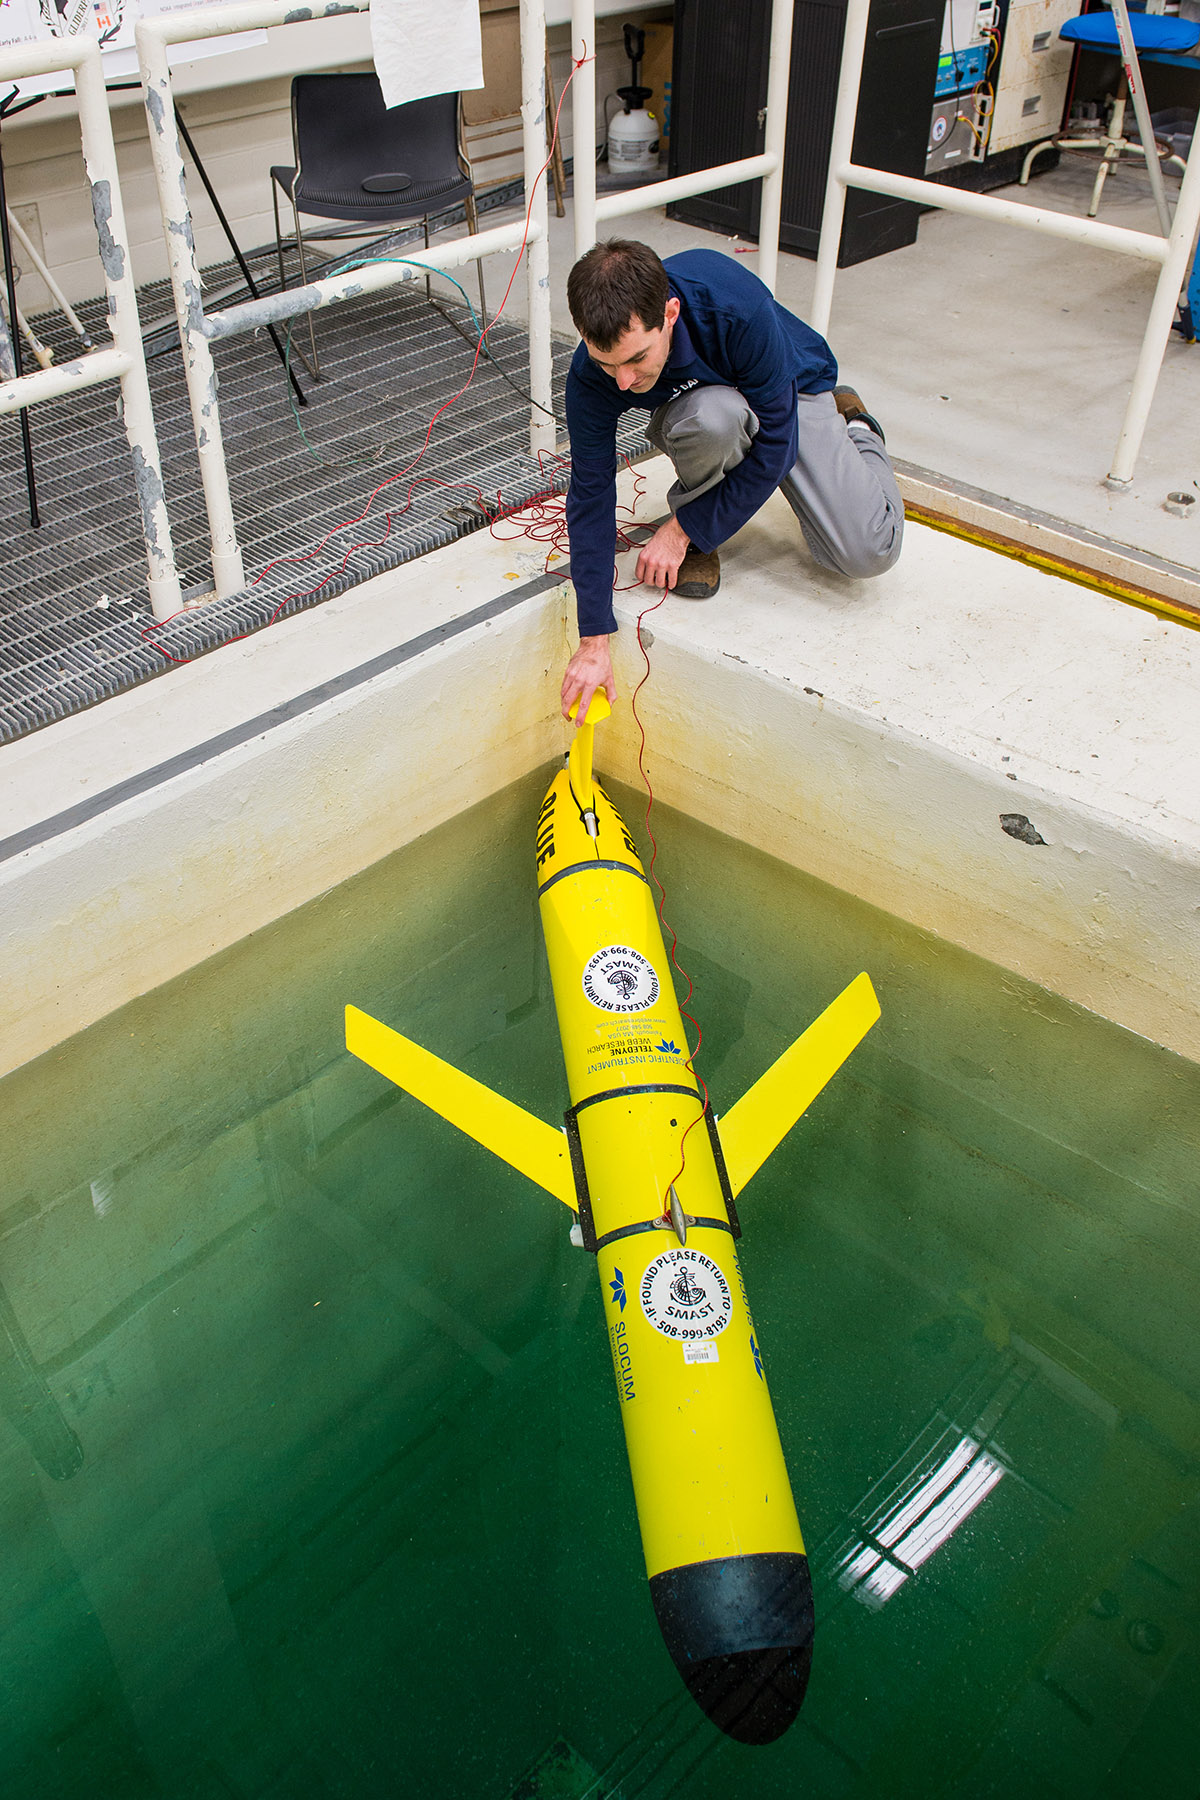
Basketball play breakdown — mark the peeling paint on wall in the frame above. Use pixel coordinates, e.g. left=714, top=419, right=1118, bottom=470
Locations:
left=1000, top=814, right=1047, bottom=846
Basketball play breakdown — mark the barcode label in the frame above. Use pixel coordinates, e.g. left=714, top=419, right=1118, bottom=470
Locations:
left=683, top=1341, right=720, bottom=1365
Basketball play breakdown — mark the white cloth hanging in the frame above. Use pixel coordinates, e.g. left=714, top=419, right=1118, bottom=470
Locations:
left=370, top=0, right=484, bottom=111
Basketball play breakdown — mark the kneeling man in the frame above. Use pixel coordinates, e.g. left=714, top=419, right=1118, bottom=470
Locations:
left=561, top=239, right=903, bottom=722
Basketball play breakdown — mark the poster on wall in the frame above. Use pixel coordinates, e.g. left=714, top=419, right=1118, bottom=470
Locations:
left=0, top=0, right=268, bottom=99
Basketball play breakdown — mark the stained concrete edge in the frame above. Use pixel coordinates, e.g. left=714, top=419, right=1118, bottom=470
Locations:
left=893, top=460, right=1200, bottom=613
left=601, top=635, right=1200, bottom=1063
left=0, top=522, right=578, bottom=1078
left=3, top=457, right=1198, bottom=1077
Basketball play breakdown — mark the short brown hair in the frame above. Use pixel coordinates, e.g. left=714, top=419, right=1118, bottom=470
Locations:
left=567, top=240, right=670, bottom=350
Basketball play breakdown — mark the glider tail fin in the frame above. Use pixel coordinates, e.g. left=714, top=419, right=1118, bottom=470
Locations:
left=345, top=1005, right=577, bottom=1210
left=717, top=973, right=880, bottom=1199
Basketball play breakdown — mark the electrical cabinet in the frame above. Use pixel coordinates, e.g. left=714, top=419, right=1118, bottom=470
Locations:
left=668, top=0, right=942, bottom=265
left=987, top=0, right=1077, bottom=152
left=923, top=0, right=1079, bottom=185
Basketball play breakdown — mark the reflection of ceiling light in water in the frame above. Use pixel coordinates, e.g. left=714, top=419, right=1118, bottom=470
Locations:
left=838, top=1435, right=1005, bottom=1608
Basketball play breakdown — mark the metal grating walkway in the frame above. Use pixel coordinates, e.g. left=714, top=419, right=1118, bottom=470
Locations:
left=0, top=258, right=646, bottom=746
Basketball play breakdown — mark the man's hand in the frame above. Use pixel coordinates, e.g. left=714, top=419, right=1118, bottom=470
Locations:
left=562, top=635, right=617, bottom=724
left=635, top=514, right=690, bottom=590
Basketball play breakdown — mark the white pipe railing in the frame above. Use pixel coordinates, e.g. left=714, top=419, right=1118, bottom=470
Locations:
left=594, top=155, right=776, bottom=224
left=0, top=344, right=130, bottom=407
left=1110, top=0, right=1172, bottom=238
left=812, top=0, right=1200, bottom=487
left=757, top=0, right=797, bottom=296
left=571, top=0, right=796, bottom=297
left=820, top=162, right=1173, bottom=264
left=0, top=36, right=181, bottom=619
left=204, top=216, right=552, bottom=337
left=137, top=0, right=553, bottom=601
left=519, top=0, right=553, bottom=459
left=570, top=0, right=598, bottom=262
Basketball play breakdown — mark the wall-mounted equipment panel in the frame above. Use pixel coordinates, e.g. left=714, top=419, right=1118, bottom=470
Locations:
left=927, top=90, right=989, bottom=168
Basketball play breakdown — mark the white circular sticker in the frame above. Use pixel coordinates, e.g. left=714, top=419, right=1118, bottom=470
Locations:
left=640, top=1249, right=733, bottom=1342
left=582, top=944, right=660, bottom=1014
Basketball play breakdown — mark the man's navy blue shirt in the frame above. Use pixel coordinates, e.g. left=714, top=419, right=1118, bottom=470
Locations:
left=565, top=248, right=837, bottom=635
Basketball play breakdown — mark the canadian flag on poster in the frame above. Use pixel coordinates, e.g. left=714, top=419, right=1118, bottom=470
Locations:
left=369, top=0, right=484, bottom=112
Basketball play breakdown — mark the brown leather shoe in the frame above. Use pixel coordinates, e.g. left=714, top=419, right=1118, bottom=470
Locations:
left=834, top=384, right=885, bottom=444
left=674, top=546, right=721, bottom=599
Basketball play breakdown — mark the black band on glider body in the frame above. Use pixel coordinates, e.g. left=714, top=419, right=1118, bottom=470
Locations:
left=564, top=1088, right=740, bottom=1252
left=704, top=1109, right=742, bottom=1240
left=537, top=858, right=649, bottom=898
left=568, top=1081, right=704, bottom=1119
left=562, top=1109, right=596, bottom=1250
left=593, top=1214, right=735, bottom=1252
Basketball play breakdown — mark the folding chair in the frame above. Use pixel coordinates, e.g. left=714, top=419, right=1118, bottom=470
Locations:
left=271, top=74, right=487, bottom=379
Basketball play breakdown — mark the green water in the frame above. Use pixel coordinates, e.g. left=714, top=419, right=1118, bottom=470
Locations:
left=2, top=769, right=1198, bottom=1799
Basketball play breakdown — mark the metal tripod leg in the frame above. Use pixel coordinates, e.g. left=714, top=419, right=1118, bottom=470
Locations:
left=0, top=105, right=37, bottom=527
left=174, top=106, right=308, bottom=406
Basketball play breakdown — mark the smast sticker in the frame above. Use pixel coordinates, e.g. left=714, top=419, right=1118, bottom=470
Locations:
left=640, top=1248, right=733, bottom=1342
left=582, top=945, right=660, bottom=1014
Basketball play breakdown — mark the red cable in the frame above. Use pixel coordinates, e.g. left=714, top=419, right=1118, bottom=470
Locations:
left=491, top=460, right=704, bottom=1217
left=488, top=452, right=648, bottom=581
left=630, top=584, right=710, bottom=1214
left=143, top=46, right=594, bottom=664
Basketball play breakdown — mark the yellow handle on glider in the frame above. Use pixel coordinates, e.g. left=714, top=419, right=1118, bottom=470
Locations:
left=717, top=972, right=880, bottom=1198
left=568, top=691, right=612, bottom=726
left=567, top=689, right=611, bottom=816
left=345, top=1004, right=577, bottom=1210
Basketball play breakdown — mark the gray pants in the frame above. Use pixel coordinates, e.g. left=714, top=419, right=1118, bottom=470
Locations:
left=645, top=384, right=903, bottom=579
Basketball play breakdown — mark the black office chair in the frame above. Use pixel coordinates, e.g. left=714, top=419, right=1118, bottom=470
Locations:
left=270, top=74, right=487, bottom=379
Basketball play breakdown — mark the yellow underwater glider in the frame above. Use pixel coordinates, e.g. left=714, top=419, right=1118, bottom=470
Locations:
left=345, top=699, right=879, bottom=1744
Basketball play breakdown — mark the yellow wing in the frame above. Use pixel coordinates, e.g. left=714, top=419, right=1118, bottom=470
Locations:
left=345, top=1005, right=577, bottom=1210
left=717, top=973, right=880, bottom=1199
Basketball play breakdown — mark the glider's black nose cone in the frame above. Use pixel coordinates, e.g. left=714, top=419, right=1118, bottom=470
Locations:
left=650, top=1551, right=814, bottom=1744
left=681, top=1643, right=812, bottom=1744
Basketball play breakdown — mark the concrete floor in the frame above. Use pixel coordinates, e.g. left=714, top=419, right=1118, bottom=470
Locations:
left=480, top=155, right=1200, bottom=572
